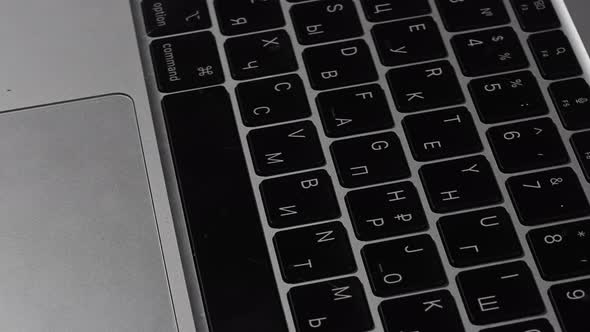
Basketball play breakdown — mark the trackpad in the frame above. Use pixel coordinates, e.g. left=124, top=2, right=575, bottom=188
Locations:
left=0, top=95, right=176, bottom=331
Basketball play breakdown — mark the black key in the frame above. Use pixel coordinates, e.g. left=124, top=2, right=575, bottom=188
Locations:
left=572, top=132, right=590, bottom=182
left=549, top=278, right=590, bottom=332
left=236, top=74, right=311, bottom=127
left=247, top=120, right=325, bottom=176
left=225, top=30, right=297, bottom=80
left=274, top=222, right=356, bottom=283
left=438, top=207, right=523, bottom=267
left=304, top=40, right=378, bottom=91
left=316, top=84, right=393, bottom=138
left=150, top=32, right=224, bottom=93
left=142, top=0, right=211, bottom=37
left=457, top=261, right=545, bottom=325
left=481, top=319, right=555, bottom=332
left=291, top=0, right=363, bottom=45
left=214, top=0, right=284, bottom=36
left=452, top=27, right=529, bottom=77
left=372, top=16, right=447, bottom=67
left=362, top=234, right=448, bottom=297
left=528, top=220, right=590, bottom=281
left=260, top=170, right=340, bottom=228
left=529, top=30, right=583, bottom=80
left=380, top=290, right=465, bottom=332
left=403, top=107, right=483, bottom=162
left=345, top=182, right=428, bottom=241
left=420, top=155, right=502, bottom=213
left=387, top=60, right=465, bottom=113
left=361, top=0, right=431, bottom=22
left=487, top=118, right=569, bottom=173
left=511, top=0, right=561, bottom=32
left=469, top=71, right=549, bottom=123
left=549, top=78, right=590, bottom=130
left=288, top=277, right=374, bottom=332
left=330, top=132, right=410, bottom=188
left=436, top=0, right=510, bottom=32
left=507, top=167, right=590, bottom=226
left=162, top=87, right=288, bottom=332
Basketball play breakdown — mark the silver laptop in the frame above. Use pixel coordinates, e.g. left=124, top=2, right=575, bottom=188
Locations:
left=1, top=0, right=589, bottom=331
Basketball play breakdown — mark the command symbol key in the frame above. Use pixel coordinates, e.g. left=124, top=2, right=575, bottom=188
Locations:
left=151, top=32, right=225, bottom=93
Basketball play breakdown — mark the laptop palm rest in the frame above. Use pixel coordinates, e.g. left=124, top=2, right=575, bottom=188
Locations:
left=0, top=95, right=176, bottom=331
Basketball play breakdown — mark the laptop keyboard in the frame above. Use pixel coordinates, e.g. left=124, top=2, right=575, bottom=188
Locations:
left=139, top=0, right=590, bottom=331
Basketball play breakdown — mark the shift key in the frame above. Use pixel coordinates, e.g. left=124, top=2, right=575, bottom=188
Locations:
left=151, top=32, right=224, bottom=92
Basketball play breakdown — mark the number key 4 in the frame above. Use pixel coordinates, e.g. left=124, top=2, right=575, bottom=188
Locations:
left=452, top=27, right=528, bottom=77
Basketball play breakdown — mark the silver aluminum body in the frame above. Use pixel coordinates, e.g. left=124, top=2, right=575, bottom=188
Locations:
left=1, top=0, right=590, bottom=331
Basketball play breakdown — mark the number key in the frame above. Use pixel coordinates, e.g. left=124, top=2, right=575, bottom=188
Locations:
left=436, top=0, right=510, bottom=32
left=452, top=27, right=529, bottom=77
left=469, top=71, right=549, bottom=123
left=549, top=278, right=590, bottom=332
left=528, top=220, right=590, bottom=281
left=487, top=118, right=569, bottom=173
left=507, top=167, right=590, bottom=226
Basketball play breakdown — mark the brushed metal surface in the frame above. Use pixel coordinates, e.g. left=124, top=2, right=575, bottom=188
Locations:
left=0, top=95, right=175, bottom=332
left=0, top=0, right=587, bottom=331
left=132, top=1, right=590, bottom=331
left=0, top=1, right=193, bottom=331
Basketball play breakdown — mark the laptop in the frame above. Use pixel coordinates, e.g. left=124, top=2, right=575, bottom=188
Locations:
left=1, top=0, right=589, bottom=331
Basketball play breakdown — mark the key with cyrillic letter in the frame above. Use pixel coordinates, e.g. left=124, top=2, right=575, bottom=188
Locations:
left=288, top=277, right=374, bottom=332
left=457, top=261, right=545, bottom=325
